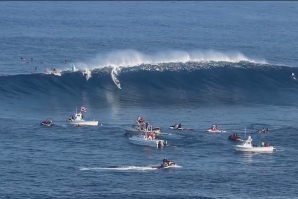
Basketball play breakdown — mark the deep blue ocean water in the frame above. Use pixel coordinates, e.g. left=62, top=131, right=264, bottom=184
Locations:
left=1, top=1, right=298, bottom=199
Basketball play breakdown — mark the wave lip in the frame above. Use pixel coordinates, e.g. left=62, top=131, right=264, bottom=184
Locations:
left=74, top=49, right=267, bottom=70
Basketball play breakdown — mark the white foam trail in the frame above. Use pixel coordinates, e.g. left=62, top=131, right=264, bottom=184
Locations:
left=74, top=49, right=267, bottom=70
left=79, top=166, right=157, bottom=171
left=79, top=165, right=181, bottom=171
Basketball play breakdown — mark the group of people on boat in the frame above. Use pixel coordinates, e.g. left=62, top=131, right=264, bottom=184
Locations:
left=144, top=132, right=156, bottom=140
left=137, top=122, right=151, bottom=131
left=250, top=140, right=270, bottom=147
left=137, top=116, right=145, bottom=124
left=228, top=133, right=241, bottom=140
left=261, top=142, right=270, bottom=147
left=41, top=119, right=52, bottom=126
left=68, top=114, right=83, bottom=121
left=210, top=125, right=218, bottom=131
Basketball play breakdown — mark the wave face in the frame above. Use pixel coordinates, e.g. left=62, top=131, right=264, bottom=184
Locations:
left=1, top=60, right=298, bottom=107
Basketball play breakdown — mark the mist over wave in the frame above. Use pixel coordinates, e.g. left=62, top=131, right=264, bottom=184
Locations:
left=73, top=49, right=267, bottom=71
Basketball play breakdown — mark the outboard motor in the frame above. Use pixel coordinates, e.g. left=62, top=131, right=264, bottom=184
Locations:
left=158, top=141, right=162, bottom=148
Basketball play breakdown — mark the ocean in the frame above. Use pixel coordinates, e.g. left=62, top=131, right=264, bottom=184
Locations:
left=1, top=1, right=298, bottom=199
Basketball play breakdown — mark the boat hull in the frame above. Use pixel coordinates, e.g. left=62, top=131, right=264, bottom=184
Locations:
left=125, top=129, right=142, bottom=136
left=129, top=136, right=166, bottom=148
left=207, top=129, right=226, bottom=133
left=68, top=120, right=99, bottom=126
left=41, top=122, right=52, bottom=126
left=234, top=146, right=275, bottom=152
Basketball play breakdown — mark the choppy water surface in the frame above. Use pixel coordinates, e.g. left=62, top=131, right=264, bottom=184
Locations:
left=1, top=1, right=298, bottom=198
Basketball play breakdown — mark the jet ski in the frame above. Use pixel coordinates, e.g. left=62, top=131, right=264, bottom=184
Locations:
left=151, top=159, right=176, bottom=169
left=169, top=124, right=193, bottom=130
left=207, top=128, right=226, bottom=133
left=258, top=128, right=269, bottom=133
left=228, top=134, right=243, bottom=141
left=207, top=125, right=226, bottom=133
left=41, top=119, right=53, bottom=126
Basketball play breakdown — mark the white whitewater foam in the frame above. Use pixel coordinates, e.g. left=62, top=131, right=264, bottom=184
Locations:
left=71, top=49, right=267, bottom=86
left=80, top=166, right=157, bottom=171
left=74, top=49, right=267, bottom=70
left=79, top=165, right=181, bottom=171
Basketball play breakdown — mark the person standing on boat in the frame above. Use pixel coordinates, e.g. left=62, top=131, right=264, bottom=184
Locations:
left=148, top=132, right=152, bottom=140
left=261, top=142, right=265, bottom=147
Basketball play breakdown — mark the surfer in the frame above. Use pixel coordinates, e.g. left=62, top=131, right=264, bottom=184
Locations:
left=35, top=66, right=37, bottom=71
left=292, top=72, right=296, bottom=79
left=31, top=58, right=34, bottom=62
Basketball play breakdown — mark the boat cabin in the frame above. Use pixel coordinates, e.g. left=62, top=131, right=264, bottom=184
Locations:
left=240, top=136, right=253, bottom=147
left=71, top=112, right=84, bottom=121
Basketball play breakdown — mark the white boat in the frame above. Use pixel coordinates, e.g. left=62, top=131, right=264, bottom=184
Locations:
left=129, top=134, right=167, bottom=148
left=234, top=135, right=275, bottom=152
left=207, top=125, right=226, bottom=133
left=67, top=109, right=99, bottom=126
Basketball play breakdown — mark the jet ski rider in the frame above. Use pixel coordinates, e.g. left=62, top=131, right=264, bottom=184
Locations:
left=174, top=124, right=179, bottom=129
left=212, top=125, right=218, bottom=130
left=178, top=123, right=182, bottom=129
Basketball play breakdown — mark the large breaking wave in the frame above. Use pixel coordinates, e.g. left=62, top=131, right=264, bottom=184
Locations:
left=1, top=50, right=297, bottom=107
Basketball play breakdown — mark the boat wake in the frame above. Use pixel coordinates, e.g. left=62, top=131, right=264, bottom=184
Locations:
left=79, top=165, right=181, bottom=171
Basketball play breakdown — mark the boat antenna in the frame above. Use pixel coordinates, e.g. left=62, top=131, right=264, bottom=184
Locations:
left=76, top=107, right=77, bottom=114
left=245, top=126, right=246, bottom=138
